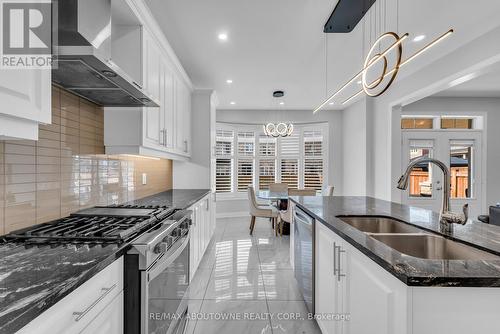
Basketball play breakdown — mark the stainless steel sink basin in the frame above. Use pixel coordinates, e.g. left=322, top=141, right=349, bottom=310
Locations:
left=338, top=216, right=424, bottom=234
left=369, top=234, right=499, bottom=260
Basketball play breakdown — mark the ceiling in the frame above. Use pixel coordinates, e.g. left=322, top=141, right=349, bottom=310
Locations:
left=146, top=0, right=500, bottom=110
left=146, top=0, right=338, bottom=110
left=433, top=70, right=500, bottom=98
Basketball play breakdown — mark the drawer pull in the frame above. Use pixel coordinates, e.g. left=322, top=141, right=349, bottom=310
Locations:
left=72, top=284, right=117, bottom=322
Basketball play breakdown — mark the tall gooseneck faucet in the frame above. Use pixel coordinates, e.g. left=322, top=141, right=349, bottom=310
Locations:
left=397, top=156, right=468, bottom=233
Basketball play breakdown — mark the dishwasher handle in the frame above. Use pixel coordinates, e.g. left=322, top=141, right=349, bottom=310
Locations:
left=294, top=208, right=314, bottom=226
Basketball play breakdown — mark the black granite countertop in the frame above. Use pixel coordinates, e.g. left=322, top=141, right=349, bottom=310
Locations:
left=0, top=189, right=211, bottom=333
left=124, top=189, right=211, bottom=210
left=290, top=196, right=500, bottom=287
left=0, top=242, right=125, bottom=334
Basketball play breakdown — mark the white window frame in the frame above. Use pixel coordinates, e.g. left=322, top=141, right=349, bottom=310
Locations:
left=215, top=122, right=329, bottom=199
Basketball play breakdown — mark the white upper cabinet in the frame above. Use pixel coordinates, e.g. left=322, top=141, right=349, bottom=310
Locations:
left=175, top=77, right=191, bottom=156
left=143, top=31, right=162, bottom=147
left=104, top=0, right=193, bottom=160
left=0, top=68, right=51, bottom=140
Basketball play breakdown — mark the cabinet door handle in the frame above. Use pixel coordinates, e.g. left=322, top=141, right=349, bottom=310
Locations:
left=183, top=140, right=188, bottom=153
left=333, top=242, right=337, bottom=277
left=73, top=284, right=117, bottom=322
left=164, top=129, right=168, bottom=147
left=159, top=130, right=164, bottom=145
left=336, top=245, right=346, bottom=282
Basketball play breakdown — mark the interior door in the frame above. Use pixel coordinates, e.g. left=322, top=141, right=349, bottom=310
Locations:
left=402, top=131, right=483, bottom=218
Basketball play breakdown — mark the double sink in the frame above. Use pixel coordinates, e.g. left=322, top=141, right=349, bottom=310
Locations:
left=337, top=216, right=498, bottom=260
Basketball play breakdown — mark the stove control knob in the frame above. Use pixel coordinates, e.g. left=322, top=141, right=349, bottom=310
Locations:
left=154, top=242, right=168, bottom=254
left=163, top=235, right=175, bottom=247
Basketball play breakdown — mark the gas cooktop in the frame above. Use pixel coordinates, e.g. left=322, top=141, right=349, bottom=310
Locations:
left=5, top=205, right=176, bottom=244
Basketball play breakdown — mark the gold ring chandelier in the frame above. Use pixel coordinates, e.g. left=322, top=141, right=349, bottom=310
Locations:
left=263, top=122, right=294, bottom=138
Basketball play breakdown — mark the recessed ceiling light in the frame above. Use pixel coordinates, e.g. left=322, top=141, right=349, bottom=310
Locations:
left=230, top=101, right=236, bottom=105
left=357, top=80, right=362, bottom=84
left=413, top=35, right=425, bottom=42
left=329, top=102, right=334, bottom=105
left=218, top=33, right=228, bottom=41
left=226, top=79, right=233, bottom=84
left=279, top=102, right=285, bottom=105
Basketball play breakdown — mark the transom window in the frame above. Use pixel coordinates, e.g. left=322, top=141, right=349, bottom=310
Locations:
left=215, top=122, right=328, bottom=195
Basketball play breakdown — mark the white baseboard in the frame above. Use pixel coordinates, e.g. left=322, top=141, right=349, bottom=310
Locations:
left=216, top=211, right=249, bottom=219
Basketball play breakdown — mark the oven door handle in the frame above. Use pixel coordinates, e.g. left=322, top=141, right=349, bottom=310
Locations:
left=147, top=230, right=190, bottom=282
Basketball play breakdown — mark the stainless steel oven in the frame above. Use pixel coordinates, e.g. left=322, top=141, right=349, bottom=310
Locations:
left=125, top=210, right=192, bottom=334
left=293, top=206, right=315, bottom=314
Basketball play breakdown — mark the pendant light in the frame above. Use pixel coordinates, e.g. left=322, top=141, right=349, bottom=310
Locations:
left=263, top=91, right=294, bottom=137
left=313, top=0, right=454, bottom=113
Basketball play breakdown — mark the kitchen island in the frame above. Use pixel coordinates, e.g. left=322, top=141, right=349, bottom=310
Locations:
left=290, top=196, right=500, bottom=334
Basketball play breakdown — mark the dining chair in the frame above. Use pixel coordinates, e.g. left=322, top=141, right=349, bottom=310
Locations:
left=277, top=189, right=316, bottom=236
left=324, top=185, right=335, bottom=196
left=247, top=185, right=279, bottom=235
left=269, top=183, right=288, bottom=192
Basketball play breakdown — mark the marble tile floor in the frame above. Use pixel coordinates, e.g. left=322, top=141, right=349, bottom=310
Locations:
left=185, top=216, right=322, bottom=334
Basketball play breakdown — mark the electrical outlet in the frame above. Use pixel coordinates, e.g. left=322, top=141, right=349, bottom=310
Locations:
left=142, top=173, right=147, bottom=185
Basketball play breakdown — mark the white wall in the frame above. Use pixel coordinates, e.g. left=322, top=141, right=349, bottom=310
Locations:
left=215, top=109, right=343, bottom=217
left=174, top=90, right=215, bottom=189
left=356, top=24, right=500, bottom=203
left=402, top=97, right=500, bottom=210
left=341, top=98, right=368, bottom=196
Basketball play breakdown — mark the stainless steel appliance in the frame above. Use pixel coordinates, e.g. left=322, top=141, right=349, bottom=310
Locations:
left=53, top=0, right=159, bottom=107
left=293, top=206, right=315, bottom=314
left=6, top=205, right=174, bottom=244
left=125, top=210, right=192, bottom=334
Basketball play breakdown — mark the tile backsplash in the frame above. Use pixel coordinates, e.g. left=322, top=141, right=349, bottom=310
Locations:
left=0, top=87, right=172, bottom=235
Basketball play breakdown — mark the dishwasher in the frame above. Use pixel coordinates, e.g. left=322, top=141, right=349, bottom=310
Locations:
left=293, top=206, right=315, bottom=314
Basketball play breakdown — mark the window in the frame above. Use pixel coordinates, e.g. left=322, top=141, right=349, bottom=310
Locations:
left=258, top=135, right=276, bottom=156
left=237, top=159, right=253, bottom=191
left=215, top=130, right=234, bottom=193
left=259, top=159, right=276, bottom=190
left=401, top=118, right=433, bottom=129
left=280, top=159, right=298, bottom=189
left=238, top=132, right=254, bottom=156
left=216, top=130, right=233, bottom=155
left=449, top=141, right=473, bottom=198
left=441, top=118, right=473, bottom=129
left=216, top=159, right=232, bottom=193
left=215, top=123, right=328, bottom=195
left=303, top=131, right=324, bottom=191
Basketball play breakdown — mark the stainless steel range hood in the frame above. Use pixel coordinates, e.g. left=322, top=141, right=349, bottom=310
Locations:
left=53, top=0, right=158, bottom=107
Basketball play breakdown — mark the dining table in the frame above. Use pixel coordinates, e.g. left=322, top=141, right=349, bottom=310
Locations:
left=255, top=190, right=289, bottom=201
left=256, top=190, right=291, bottom=235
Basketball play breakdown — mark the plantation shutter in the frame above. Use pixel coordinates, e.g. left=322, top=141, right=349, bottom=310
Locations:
left=259, top=159, right=276, bottom=190
left=279, top=132, right=299, bottom=188
left=216, top=159, right=233, bottom=192
left=216, top=129, right=234, bottom=193
left=304, top=130, right=324, bottom=191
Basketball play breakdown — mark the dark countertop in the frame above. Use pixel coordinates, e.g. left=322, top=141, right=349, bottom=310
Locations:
left=124, top=189, right=211, bottom=210
left=0, top=189, right=211, bottom=334
left=290, top=196, right=500, bottom=287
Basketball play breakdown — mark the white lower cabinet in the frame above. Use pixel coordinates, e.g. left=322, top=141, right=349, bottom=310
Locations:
left=315, top=223, right=408, bottom=334
left=17, top=257, right=124, bottom=334
left=80, top=292, right=123, bottom=334
left=315, top=221, right=500, bottom=334
left=315, top=223, right=343, bottom=334
left=189, top=194, right=215, bottom=281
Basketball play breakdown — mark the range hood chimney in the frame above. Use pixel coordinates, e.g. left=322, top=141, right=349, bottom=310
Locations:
left=52, top=0, right=158, bottom=107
